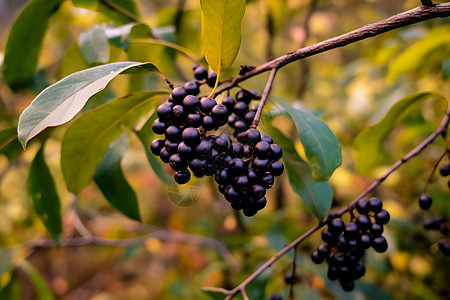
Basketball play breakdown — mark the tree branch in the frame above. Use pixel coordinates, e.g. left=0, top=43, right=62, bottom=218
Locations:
left=99, top=0, right=139, bottom=22
left=214, top=2, right=450, bottom=95
left=251, top=68, right=277, bottom=128
left=222, top=102, right=450, bottom=299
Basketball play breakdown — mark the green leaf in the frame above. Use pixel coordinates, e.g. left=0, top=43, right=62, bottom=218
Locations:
left=200, top=0, right=246, bottom=72
left=136, top=110, right=171, bottom=184
left=0, top=272, right=22, bottom=299
left=353, top=92, right=448, bottom=175
left=78, top=25, right=110, bottom=64
left=275, top=96, right=342, bottom=181
left=28, top=144, right=62, bottom=243
left=443, top=58, right=450, bottom=81
left=94, top=132, right=141, bottom=221
left=268, top=0, right=287, bottom=33
left=20, top=261, right=55, bottom=300
left=61, top=90, right=168, bottom=194
left=18, top=61, right=161, bottom=148
left=267, top=125, right=332, bottom=219
left=0, top=128, right=23, bottom=161
left=2, top=0, right=63, bottom=90
left=387, top=26, right=450, bottom=82
left=72, top=0, right=139, bottom=25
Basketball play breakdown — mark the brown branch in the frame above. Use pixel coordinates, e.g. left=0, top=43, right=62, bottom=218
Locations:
left=99, top=0, right=139, bottom=23
left=251, top=68, right=277, bottom=128
left=222, top=101, right=450, bottom=299
left=214, top=3, right=450, bottom=96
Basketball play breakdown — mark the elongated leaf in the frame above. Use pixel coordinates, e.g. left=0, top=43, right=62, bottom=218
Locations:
left=387, top=26, right=450, bottom=82
left=136, top=111, right=171, bottom=184
left=72, top=0, right=139, bottom=25
left=200, top=0, right=246, bottom=72
left=28, top=145, right=62, bottom=243
left=0, top=128, right=23, bottom=161
left=78, top=25, right=110, bottom=64
left=20, top=261, right=55, bottom=300
left=18, top=61, right=160, bottom=148
left=2, top=0, right=63, bottom=90
left=275, top=97, right=342, bottom=181
left=267, top=125, right=332, bottom=219
left=61, top=90, right=168, bottom=194
left=353, top=92, right=448, bottom=175
left=94, top=133, right=141, bottom=221
left=0, top=272, right=22, bottom=299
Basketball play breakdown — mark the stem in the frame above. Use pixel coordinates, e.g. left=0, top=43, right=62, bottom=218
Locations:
left=251, top=68, right=277, bottom=128
left=223, top=104, right=450, bottom=299
left=99, top=0, right=139, bottom=22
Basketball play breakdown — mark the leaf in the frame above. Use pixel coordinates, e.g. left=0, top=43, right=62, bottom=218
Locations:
left=268, top=0, right=287, bottom=33
left=78, top=25, right=110, bottom=64
left=0, top=272, right=22, bottom=299
left=275, top=96, right=342, bottom=181
left=200, top=0, right=246, bottom=72
left=20, top=261, right=55, bottom=300
left=353, top=92, right=448, bottom=175
left=136, top=110, right=171, bottom=184
left=61, top=90, right=168, bottom=194
left=0, top=128, right=23, bottom=161
left=18, top=61, right=161, bottom=148
left=443, top=58, right=450, bottom=81
left=2, top=0, right=63, bottom=90
left=201, top=287, right=229, bottom=300
left=28, top=144, right=62, bottom=243
left=387, top=26, right=450, bottom=82
left=72, top=0, right=139, bottom=25
left=94, top=132, right=141, bottom=221
left=267, top=125, right=332, bottom=219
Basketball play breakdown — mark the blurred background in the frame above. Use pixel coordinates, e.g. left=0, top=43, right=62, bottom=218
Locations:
left=0, top=0, right=449, bottom=299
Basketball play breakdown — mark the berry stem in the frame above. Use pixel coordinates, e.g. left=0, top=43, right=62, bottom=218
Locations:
left=423, top=150, right=448, bottom=193
left=208, top=64, right=221, bottom=98
left=251, top=68, right=278, bottom=129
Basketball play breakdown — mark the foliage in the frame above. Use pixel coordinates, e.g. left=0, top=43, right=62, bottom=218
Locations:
left=0, top=0, right=449, bottom=299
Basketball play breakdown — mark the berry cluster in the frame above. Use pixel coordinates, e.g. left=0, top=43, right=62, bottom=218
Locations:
left=311, top=197, right=390, bottom=292
left=418, top=162, right=450, bottom=256
left=150, top=66, right=284, bottom=216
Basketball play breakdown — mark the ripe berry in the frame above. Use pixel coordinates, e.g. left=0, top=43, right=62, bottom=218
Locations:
left=233, top=101, right=249, bottom=117
left=202, top=115, right=216, bottom=131
left=370, top=223, right=384, bottom=236
left=184, top=81, right=199, bottom=95
left=270, top=161, right=284, bottom=176
left=419, top=193, right=432, bottom=210
left=232, top=144, right=244, bottom=158
left=183, top=95, right=200, bottom=111
left=150, top=139, right=165, bottom=156
left=251, top=184, right=266, bottom=199
left=182, top=127, right=200, bottom=146
left=439, top=164, right=450, bottom=176
left=359, top=233, right=372, bottom=249
left=270, top=294, right=282, bottom=300
left=243, top=207, right=258, bottom=217
left=187, top=113, right=202, bottom=127
left=194, top=66, right=208, bottom=80
left=438, top=240, right=450, bottom=256
left=368, top=197, right=383, bottom=213
left=340, top=279, right=355, bottom=292
left=311, top=250, right=324, bottom=264
left=252, top=196, right=267, bottom=210
left=189, top=158, right=207, bottom=176
left=165, top=141, right=179, bottom=154
left=174, top=170, right=191, bottom=184
left=222, top=96, right=235, bottom=111
left=344, top=223, right=358, bottom=239
left=423, top=217, right=444, bottom=230
left=328, top=218, right=345, bottom=235
left=207, top=71, right=217, bottom=87
left=169, top=154, right=188, bottom=171
left=171, top=87, right=187, bottom=103
left=243, top=128, right=261, bottom=145
left=356, top=199, right=370, bottom=215
left=261, top=173, right=274, bottom=188
left=261, top=134, right=273, bottom=144
left=215, top=168, right=230, bottom=185
left=253, top=158, right=269, bottom=172
left=317, top=244, right=331, bottom=258
left=165, top=125, right=181, bottom=142
left=196, top=140, right=212, bottom=157
left=375, top=209, right=390, bottom=225
left=269, top=144, right=283, bottom=161
left=321, top=229, right=338, bottom=246
left=157, top=103, right=173, bottom=121
left=172, top=104, right=185, bottom=118
left=372, top=236, right=388, bottom=253
left=244, top=111, right=256, bottom=124
left=356, top=214, right=371, bottom=230
left=159, top=147, right=171, bottom=163
left=229, top=158, right=246, bottom=174
left=211, top=104, right=229, bottom=120
left=254, top=141, right=271, bottom=158
left=200, top=97, right=217, bottom=113
left=177, top=142, right=194, bottom=159
left=152, top=119, right=167, bottom=135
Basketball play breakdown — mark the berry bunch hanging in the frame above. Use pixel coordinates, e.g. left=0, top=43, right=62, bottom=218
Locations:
left=150, top=65, right=284, bottom=216
left=311, top=197, right=390, bottom=291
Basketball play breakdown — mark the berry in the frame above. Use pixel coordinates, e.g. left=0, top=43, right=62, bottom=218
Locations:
left=254, top=141, right=271, bottom=158
left=172, top=104, right=185, bottom=118
left=368, top=197, right=383, bottom=213
left=438, top=240, right=450, bottom=256
left=372, top=236, right=388, bottom=253
left=174, top=170, right=191, bottom=184
left=177, top=142, right=194, bottom=159
left=419, top=193, right=432, bottom=210
left=183, top=95, right=200, bottom=111
left=200, top=97, right=217, bottom=114
left=340, top=279, right=355, bottom=292
left=207, top=71, right=217, bottom=87
left=184, top=81, right=199, bottom=95
left=270, top=161, right=284, bottom=176
left=311, top=250, right=324, bottom=264
left=229, top=158, right=246, bottom=174
left=375, top=209, right=390, bottom=225
left=157, top=103, right=173, bottom=121
left=423, top=217, right=444, bottom=230
left=356, top=199, right=370, bottom=215
left=187, top=113, right=202, bottom=127
left=159, top=147, right=171, bottom=163
left=233, top=101, right=249, bottom=118
left=211, top=104, right=229, bottom=120
left=243, top=128, right=261, bottom=145
left=232, top=144, right=244, bottom=158
left=356, top=214, right=371, bottom=231
left=269, top=144, right=283, bottom=161
left=261, top=134, right=273, bottom=144
left=169, top=154, right=188, bottom=171
left=152, top=119, right=167, bottom=135
left=243, top=207, right=257, bottom=217
left=270, top=294, right=282, bottom=300
left=370, top=223, right=384, bottom=236
left=202, top=115, right=216, bottom=131
left=182, top=127, right=200, bottom=146
left=344, top=223, right=358, bottom=239
left=439, top=164, right=450, bottom=176
left=222, top=96, right=235, bottom=111
left=150, top=139, right=165, bottom=156
left=165, top=125, right=181, bottom=142
left=194, top=66, right=208, bottom=80
left=328, top=218, right=345, bottom=235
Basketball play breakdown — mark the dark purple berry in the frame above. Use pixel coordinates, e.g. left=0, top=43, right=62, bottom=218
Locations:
left=356, top=198, right=370, bottom=215
left=254, top=141, right=271, bottom=158
left=439, top=164, right=450, bottom=176
left=171, top=87, right=187, bottom=104
left=211, top=104, right=229, bottom=120
left=174, top=170, right=191, bottom=184
left=438, top=240, right=450, bottom=256
left=169, top=153, right=188, bottom=171
left=375, top=209, right=390, bottom=225
left=233, top=101, right=249, bottom=117
left=152, top=119, right=167, bottom=135
left=159, top=147, right=170, bottom=163
left=150, top=139, right=165, bottom=156
left=370, top=223, right=384, bottom=236
left=328, top=218, right=345, bottom=235
left=165, top=125, right=181, bottom=142
left=194, top=66, right=208, bottom=80
left=368, top=197, right=383, bottom=213
left=222, top=96, right=235, bottom=112
left=172, top=104, right=185, bottom=118
left=157, top=103, right=173, bottom=121
left=243, top=128, right=261, bottom=145
left=261, top=134, right=273, bottom=144
left=182, top=127, right=200, bottom=146
left=202, top=115, right=216, bottom=131
left=270, top=161, right=284, bottom=176
left=356, top=214, right=371, bottom=230
left=311, top=250, right=324, bottom=264
left=183, top=95, right=200, bottom=111
left=344, top=223, right=358, bottom=239
left=372, top=236, right=388, bottom=253
left=419, top=193, right=432, bottom=210
left=187, top=113, right=202, bottom=127
left=269, top=144, right=283, bottom=161
left=184, top=81, right=199, bottom=95
left=207, top=71, right=217, bottom=87
left=177, top=142, right=194, bottom=159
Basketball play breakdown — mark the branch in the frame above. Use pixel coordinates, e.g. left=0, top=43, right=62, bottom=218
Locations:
left=251, top=68, right=277, bottom=128
left=222, top=103, right=450, bottom=299
left=214, top=2, right=450, bottom=95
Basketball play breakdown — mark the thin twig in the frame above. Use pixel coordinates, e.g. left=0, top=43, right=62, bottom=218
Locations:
left=222, top=103, right=450, bottom=299
left=99, top=0, right=139, bottom=22
left=213, top=3, right=450, bottom=96
left=251, top=68, right=277, bottom=128
left=287, top=245, right=298, bottom=298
